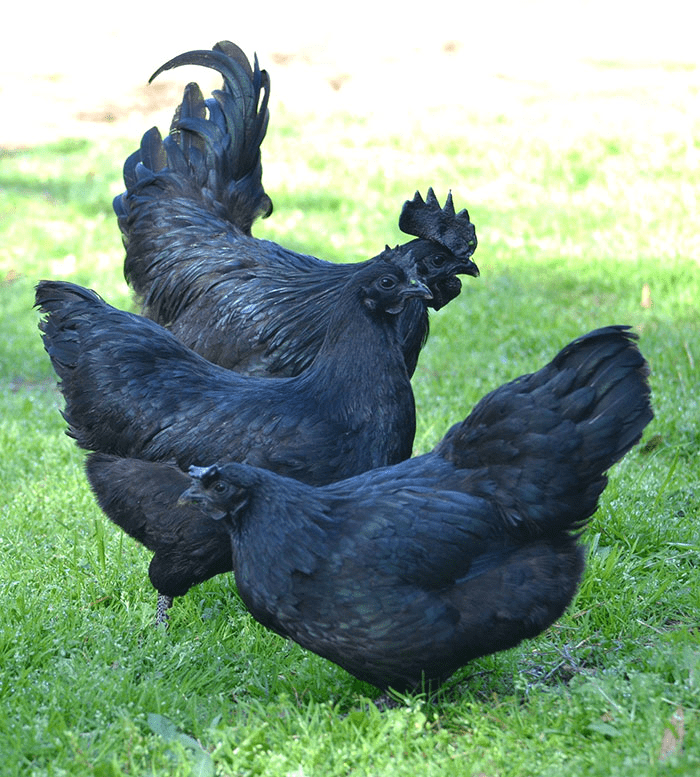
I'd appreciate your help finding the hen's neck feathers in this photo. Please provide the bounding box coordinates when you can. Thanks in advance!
[298,283,412,409]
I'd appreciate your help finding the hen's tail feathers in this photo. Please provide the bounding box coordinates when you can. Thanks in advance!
[436,325,653,535]
[36,279,184,457]
[114,40,272,242]
[35,279,101,381]
[35,280,111,445]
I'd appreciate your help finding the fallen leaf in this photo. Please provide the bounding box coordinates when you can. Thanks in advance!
[659,705,684,761]
[147,713,215,776]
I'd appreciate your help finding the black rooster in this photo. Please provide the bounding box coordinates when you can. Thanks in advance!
[115,41,479,377]
[36,260,430,488]
[86,327,652,684]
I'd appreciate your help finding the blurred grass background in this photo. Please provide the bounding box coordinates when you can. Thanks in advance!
[1,1,699,774]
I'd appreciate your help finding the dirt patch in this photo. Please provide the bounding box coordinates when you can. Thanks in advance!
[1,1,697,148]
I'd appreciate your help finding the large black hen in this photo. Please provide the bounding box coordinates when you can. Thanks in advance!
[86,327,652,689]
[115,41,479,377]
[36,260,430,488]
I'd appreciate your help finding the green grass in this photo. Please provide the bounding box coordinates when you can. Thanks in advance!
[1,56,699,776]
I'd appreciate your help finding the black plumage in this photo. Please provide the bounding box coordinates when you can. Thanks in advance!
[84,453,231,622]
[35,260,430,487]
[87,327,653,689]
[115,41,479,378]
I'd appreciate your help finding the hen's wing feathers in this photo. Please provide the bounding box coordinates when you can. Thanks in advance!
[246,468,508,613]
[326,486,501,588]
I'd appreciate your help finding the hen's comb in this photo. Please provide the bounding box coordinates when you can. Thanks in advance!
[399,188,477,258]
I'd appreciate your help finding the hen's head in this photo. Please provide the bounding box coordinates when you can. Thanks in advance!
[179,463,259,522]
[355,261,433,316]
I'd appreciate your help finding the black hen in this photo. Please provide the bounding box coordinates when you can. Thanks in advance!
[36,260,430,487]
[115,41,479,377]
[87,327,652,688]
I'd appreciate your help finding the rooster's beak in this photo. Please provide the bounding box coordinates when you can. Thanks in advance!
[460,257,480,278]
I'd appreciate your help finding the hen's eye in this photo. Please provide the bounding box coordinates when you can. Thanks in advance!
[213,481,228,494]
[379,276,396,290]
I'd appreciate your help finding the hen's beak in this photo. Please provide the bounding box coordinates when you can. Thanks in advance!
[404,279,433,301]
[177,464,229,520]
[177,485,228,520]
[177,464,215,505]
[177,485,204,507]
[384,279,432,315]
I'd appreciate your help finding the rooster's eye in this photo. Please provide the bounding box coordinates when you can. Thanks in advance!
[213,481,228,494]
[430,254,447,268]
[379,276,396,290]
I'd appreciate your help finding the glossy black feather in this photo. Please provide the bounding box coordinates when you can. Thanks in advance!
[85,453,231,617]
[115,41,479,377]
[36,260,429,487]
[86,327,652,688]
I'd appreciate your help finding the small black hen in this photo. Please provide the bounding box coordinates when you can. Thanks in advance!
[87,327,652,689]
[36,260,430,487]
[115,41,479,377]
